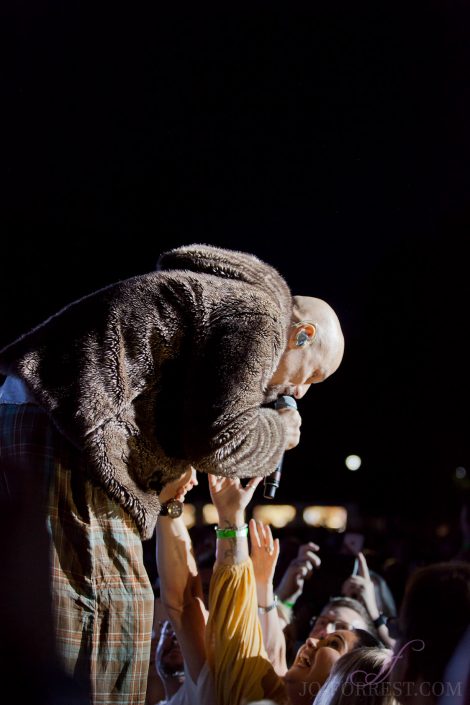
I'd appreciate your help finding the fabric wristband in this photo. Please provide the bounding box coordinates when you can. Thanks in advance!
[215,524,248,539]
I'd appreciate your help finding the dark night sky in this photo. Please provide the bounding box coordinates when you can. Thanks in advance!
[2,1,469,523]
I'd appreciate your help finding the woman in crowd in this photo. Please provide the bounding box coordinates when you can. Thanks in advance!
[314,647,396,705]
[205,475,383,705]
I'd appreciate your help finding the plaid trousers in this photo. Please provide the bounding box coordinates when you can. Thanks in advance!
[0,403,154,705]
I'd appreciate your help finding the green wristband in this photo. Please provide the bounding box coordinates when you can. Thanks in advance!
[281,599,296,609]
[215,524,248,539]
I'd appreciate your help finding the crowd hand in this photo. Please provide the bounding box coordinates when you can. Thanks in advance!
[208,474,262,523]
[249,519,280,585]
[158,466,198,505]
[275,542,321,602]
[278,407,302,450]
[341,551,380,620]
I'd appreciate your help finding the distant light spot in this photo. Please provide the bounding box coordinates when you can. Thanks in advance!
[345,454,362,471]
[436,524,450,538]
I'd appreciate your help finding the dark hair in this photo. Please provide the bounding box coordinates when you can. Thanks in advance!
[325,596,380,640]
[352,627,383,649]
[399,562,470,683]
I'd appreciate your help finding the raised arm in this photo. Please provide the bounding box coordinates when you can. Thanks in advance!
[156,468,207,682]
[206,475,287,705]
[209,475,261,566]
[249,518,287,676]
[342,552,396,649]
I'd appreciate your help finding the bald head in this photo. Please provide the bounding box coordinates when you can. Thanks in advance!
[267,295,344,400]
[293,295,345,374]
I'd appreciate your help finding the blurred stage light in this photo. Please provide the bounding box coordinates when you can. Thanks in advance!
[345,454,362,471]
[455,466,467,479]
[252,505,296,528]
[303,505,347,531]
[203,503,218,525]
[182,504,196,528]
[436,523,450,538]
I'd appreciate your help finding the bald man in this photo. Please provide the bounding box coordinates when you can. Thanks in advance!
[268,295,344,402]
[0,244,343,704]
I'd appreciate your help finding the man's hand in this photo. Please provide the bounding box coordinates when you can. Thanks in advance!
[278,407,302,450]
[208,475,262,526]
[341,552,380,621]
[342,552,396,648]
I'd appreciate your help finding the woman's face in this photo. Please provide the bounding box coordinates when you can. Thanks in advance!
[284,630,360,704]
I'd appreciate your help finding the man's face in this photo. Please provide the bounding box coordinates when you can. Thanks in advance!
[309,606,367,638]
[266,343,331,402]
[155,620,185,680]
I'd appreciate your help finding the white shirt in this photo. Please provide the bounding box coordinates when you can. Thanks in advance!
[159,663,216,705]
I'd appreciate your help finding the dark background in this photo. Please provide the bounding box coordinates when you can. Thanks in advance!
[2,1,469,529]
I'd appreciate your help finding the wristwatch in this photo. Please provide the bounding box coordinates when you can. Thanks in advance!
[373,613,388,628]
[258,595,279,614]
[160,499,183,518]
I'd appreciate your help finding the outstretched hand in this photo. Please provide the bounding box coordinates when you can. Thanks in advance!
[159,466,198,505]
[341,551,380,620]
[275,541,321,602]
[208,475,262,523]
[249,519,280,586]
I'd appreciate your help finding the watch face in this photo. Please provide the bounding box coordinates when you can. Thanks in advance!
[166,499,183,518]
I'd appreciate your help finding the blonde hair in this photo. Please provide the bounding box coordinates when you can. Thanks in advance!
[315,647,397,705]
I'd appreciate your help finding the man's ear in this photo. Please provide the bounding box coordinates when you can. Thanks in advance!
[289,321,317,349]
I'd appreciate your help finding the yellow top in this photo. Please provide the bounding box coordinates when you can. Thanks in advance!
[205,558,289,705]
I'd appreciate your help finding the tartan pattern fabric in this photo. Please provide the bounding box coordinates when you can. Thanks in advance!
[0,403,154,705]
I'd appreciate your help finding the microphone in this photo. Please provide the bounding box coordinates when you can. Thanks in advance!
[263,395,298,499]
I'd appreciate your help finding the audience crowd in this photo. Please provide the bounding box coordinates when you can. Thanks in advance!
[144,476,470,705]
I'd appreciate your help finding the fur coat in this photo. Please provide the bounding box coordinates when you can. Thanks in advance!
[0,244,293,537]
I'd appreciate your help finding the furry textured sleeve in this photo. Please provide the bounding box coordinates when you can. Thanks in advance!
[166,300,289,480]
[0,245,294,538]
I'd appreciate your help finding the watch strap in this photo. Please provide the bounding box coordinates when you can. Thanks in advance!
[373,613,388,628]
[258,595,279,614]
